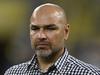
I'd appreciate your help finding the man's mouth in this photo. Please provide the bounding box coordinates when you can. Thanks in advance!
[37,43,48,45]
[36,42,49,47]
[34,42,51,49]
[36,41,49,45]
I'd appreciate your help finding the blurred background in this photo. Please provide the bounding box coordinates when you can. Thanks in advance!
[0,0,100,74]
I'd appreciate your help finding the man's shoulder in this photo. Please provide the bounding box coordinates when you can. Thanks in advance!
[4,61,30,75]
[67,55,100,74]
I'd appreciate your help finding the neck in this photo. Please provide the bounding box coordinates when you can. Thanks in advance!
[37,47,64,72]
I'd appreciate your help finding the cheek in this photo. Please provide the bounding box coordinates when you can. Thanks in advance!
[30,32,33,40]
[47,31,64,45]
[30,31,35,43]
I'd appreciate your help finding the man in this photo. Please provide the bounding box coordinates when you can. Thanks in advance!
[5,3,100,75]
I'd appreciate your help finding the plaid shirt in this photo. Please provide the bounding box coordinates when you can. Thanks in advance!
[4,49,100,75]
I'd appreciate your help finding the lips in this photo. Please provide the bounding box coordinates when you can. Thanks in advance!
[35,42,50,47]
[37,43,48,45]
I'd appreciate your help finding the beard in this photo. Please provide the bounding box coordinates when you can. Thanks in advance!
[33,44,61,58]
[31,39,63,58]
[35,48,52,57]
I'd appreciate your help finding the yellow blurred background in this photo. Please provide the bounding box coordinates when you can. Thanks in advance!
[0,0,100,74]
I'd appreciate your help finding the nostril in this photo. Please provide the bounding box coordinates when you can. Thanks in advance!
[37,35,47,41]
[39,38,47,41]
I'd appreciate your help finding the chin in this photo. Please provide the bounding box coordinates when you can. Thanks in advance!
[36,50,52,57]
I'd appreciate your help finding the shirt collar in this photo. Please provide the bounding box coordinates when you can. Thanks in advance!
[54,48,69,73]
[27,55,38,70]
[27,48,69,73]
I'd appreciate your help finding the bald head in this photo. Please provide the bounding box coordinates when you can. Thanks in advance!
[30,3,67,25]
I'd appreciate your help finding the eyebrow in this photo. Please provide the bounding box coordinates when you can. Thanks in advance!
[30,24,57,28]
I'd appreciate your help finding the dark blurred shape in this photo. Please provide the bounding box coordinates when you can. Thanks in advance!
[0,39,10,74]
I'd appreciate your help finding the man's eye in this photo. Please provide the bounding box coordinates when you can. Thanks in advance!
[47,27,58,30]
[31,26,39,30]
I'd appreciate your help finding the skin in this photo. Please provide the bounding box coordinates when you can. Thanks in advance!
[30,3,69,72]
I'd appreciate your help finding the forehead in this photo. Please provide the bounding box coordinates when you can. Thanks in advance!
[30,13,64,27]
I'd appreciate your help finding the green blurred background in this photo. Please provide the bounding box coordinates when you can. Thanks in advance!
[0,0,100,74]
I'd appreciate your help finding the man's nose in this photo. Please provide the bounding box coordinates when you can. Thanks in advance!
[37,29,47,40]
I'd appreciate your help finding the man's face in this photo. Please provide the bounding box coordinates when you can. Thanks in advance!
[30,11,68,57]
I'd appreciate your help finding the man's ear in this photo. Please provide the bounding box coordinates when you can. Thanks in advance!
[64,24,69,40]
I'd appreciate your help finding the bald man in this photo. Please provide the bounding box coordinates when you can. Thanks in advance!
[5,3,100,75]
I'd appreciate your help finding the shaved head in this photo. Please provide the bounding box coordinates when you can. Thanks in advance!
[30,3,67,25]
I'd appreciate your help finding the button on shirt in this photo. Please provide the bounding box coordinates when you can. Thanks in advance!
[4,49,100,75]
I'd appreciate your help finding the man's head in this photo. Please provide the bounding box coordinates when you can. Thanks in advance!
[30,3,69,57]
